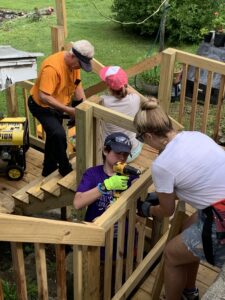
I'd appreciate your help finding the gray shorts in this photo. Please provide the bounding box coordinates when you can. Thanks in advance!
[181,210,225,268]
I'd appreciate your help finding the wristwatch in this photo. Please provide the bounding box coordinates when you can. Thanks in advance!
[97,182,109,195]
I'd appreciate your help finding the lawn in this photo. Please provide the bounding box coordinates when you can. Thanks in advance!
[0,0,199,114]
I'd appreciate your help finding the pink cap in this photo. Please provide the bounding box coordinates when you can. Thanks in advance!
[99,66,128,90]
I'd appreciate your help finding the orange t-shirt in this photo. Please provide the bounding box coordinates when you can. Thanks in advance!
[30,51,81,107]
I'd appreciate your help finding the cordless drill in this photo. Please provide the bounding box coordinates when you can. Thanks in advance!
[113,162,141,176]
[112,162,141,200]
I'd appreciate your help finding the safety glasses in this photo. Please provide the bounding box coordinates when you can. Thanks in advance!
[136,132,146,143]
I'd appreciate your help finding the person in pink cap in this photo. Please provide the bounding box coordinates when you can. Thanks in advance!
[99,66,142,162]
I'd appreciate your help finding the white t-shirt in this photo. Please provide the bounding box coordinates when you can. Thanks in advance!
[101,93,140,150]
[152,131,225,209]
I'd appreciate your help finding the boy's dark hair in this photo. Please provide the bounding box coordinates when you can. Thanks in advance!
[102,145,111,162]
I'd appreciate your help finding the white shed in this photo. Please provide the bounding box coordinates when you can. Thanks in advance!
[0,45,43,91]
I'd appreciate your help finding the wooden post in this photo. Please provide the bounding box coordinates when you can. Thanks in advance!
[87,247,100,299]
[73,102,94,220]
[75,101,94,186]
[35,243,48,299]
[55,244,67,300]
[55,0,67,37]
[73,245,83,300]
[158,48,176,113]
[51,25,65,53]
[11,242,28,300]
[5,85,19,116]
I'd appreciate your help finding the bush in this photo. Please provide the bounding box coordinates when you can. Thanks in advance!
[112,0,160,36]
[112,0,224,44]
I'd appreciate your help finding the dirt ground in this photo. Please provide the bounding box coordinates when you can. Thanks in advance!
[0,242,58,299]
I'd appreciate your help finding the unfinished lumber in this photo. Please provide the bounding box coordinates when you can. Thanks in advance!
[57,170,77,192]
[11,242,28,300]
[40,173,62,197]
[26,170,60,201]
[112,230,169,300]
[12,175,43,204]
[151,202,186,300]
[0,214,104,246]
[26,157,76,200]
[35,243,48,299]
[55,244,67,300]
[22,190,74,215]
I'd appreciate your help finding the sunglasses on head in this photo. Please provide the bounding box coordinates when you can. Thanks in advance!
[105,136,131,147]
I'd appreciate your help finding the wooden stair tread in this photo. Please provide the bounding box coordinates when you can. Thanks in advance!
[40,174,62,197]
[12,176,43,204]
[57,157,77,191]
[57,170,77,191]
[27,157,76,200]
[27,169,61,200]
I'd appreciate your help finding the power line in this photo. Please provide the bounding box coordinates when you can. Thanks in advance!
[90,0,168,25]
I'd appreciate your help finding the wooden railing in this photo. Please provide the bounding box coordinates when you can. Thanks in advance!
[74,100,169,299]
[0,213,105,300]
[89,48,225,141]
[8,47,225,146]
[0,168,167,300]
[159,48,225,140]
[0,96,169,300]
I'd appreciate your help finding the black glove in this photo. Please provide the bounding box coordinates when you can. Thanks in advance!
[67,98,83,128]
[67,118,75,128]
[137,192,159,217]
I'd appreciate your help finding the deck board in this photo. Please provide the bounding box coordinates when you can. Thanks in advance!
[0,147,43,212]
[131,262,219,299]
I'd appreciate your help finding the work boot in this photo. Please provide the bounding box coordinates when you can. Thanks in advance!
[59,163,73,176]
[181,288,199,300]
[42,165,58,177]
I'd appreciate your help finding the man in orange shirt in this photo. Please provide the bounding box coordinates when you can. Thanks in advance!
[28,40,94,176]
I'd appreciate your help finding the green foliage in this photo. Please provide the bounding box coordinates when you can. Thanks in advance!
[0,0,198,114]
[141,66,160,85]
[112,0,225,43]
[112,0,160,36]
[200,27,210,37]
[2,280,37,300]
[2,281,17,300]
[212,12,225,32]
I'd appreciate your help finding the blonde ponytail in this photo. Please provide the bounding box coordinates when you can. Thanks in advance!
[134,97,173,137]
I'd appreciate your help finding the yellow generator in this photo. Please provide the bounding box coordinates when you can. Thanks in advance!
[0,117,29,180]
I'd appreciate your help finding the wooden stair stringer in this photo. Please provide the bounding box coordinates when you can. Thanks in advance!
[12,176,44,205]
[57,170,77,192]
[40,158,77,197]
[39,174,63,197]
[13,158,77,215]
[23,189,74,215]
[26,157,76,200]
[27,170,61,201]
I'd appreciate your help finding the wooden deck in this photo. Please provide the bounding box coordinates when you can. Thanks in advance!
[0,144,220,298]
[0,147,43,213]
[131,262,220,299]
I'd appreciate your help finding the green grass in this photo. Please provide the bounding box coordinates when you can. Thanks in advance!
[0,0,198,113]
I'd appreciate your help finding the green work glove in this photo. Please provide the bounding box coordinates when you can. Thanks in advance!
[104,175,128,191]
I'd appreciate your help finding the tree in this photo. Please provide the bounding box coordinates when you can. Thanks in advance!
[112,0,224,44]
